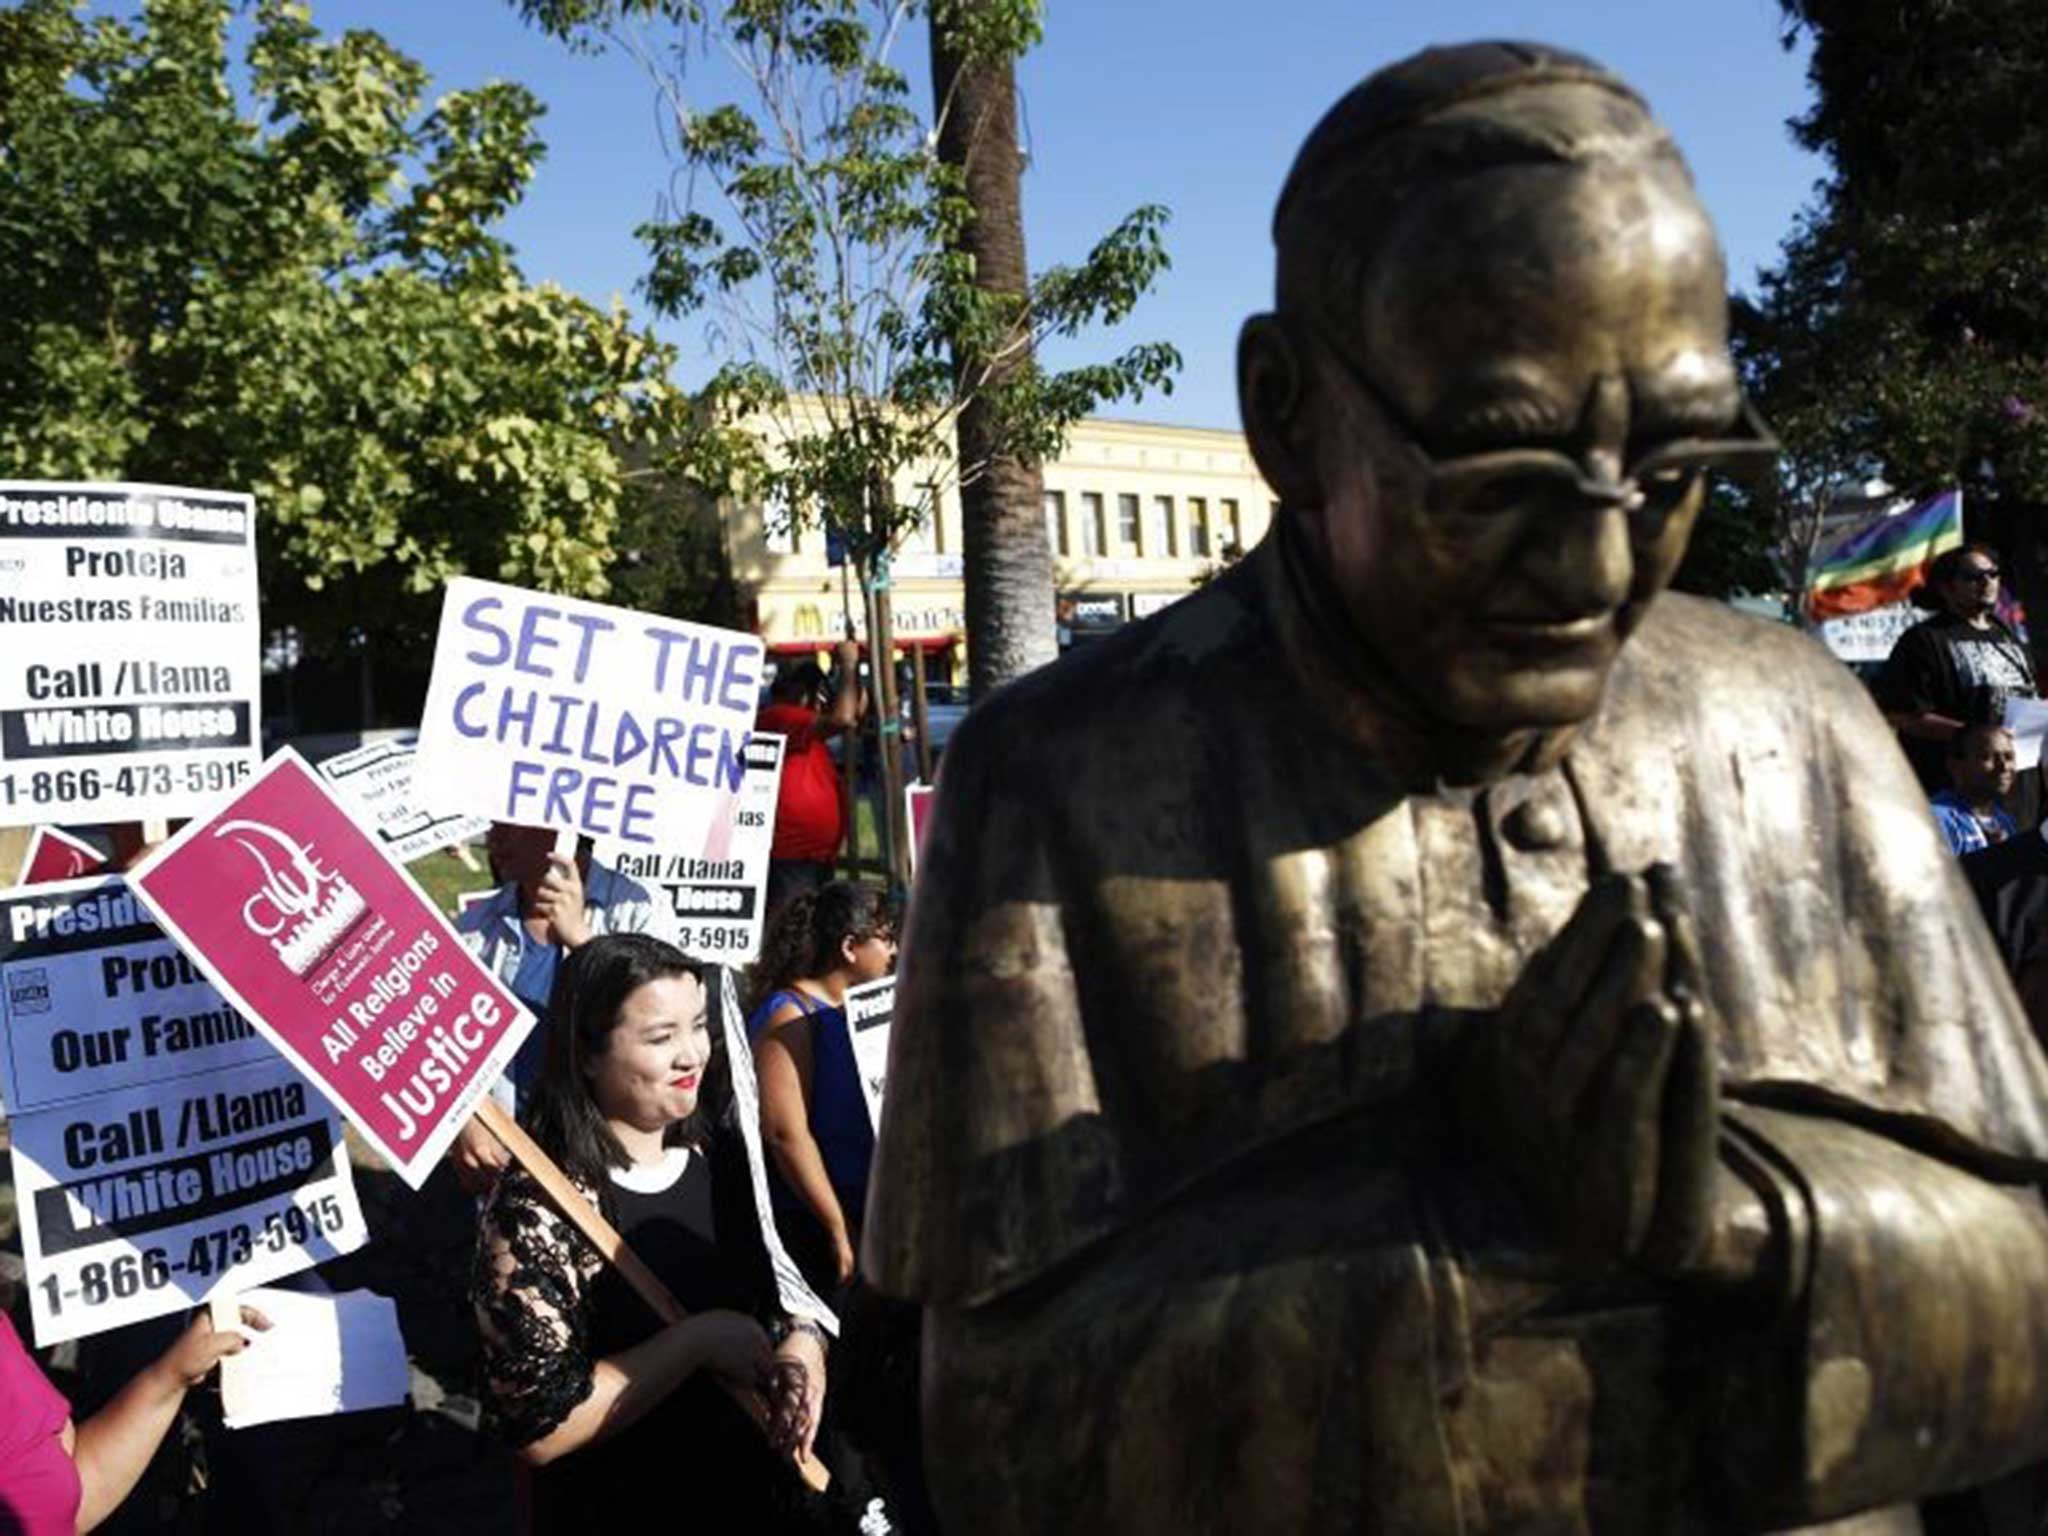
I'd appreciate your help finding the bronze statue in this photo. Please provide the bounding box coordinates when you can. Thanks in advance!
[865,42,2048,1535]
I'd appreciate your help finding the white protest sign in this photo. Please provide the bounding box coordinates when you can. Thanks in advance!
[413,578,765,856]
[1813,601,1917,664]
[845,974,896,1132]
[314,735,489,866]
[1,876,367,1345]
[2004,695,2048,771]
[718,965,835,1333]
[606,735,783,964]
[0,480,260,826]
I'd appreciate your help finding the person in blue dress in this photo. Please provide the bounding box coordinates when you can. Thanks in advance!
[745,883,896,1296]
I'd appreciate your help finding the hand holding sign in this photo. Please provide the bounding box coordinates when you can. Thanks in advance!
[532,852,591,947]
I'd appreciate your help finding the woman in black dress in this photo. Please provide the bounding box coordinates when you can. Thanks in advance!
[472,934,831,1531]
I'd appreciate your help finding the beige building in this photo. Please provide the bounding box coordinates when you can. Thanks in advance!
[728,414,1277,682]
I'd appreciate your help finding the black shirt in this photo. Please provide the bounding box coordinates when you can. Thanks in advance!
[1877,612,2036,793]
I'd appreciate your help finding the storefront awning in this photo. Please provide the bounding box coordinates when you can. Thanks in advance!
[766,635,959,655]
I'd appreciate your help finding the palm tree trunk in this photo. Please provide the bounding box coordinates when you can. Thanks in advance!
[930,5,1057,698]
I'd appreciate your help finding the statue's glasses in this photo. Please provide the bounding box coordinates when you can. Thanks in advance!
[1338,357,1781,529]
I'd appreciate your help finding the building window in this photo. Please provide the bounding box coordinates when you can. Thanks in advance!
[1118,493,1141,553]
[1044,490,1068,556]
[901,484,940,554]
[1149,495,1177,558]
[763,489,799,555]
[1224,498,1243,550]
[1190,497,1210,557]
[1081,492,1106,557]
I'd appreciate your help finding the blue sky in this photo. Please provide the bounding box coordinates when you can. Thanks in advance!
[312,0,1822,429]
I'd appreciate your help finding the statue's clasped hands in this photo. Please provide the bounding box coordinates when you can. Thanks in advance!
[1468,865,1719,1276]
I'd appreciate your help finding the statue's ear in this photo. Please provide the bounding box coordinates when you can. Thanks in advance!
[1238,313,1319,507]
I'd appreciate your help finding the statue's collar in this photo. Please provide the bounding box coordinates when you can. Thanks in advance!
[1257,511,1580,792]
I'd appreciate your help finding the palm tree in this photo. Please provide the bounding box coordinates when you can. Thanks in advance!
[931,3,1059,699]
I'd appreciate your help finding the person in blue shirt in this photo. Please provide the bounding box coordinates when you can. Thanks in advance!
[744,882,896,1295]
[1932,721,2021,856]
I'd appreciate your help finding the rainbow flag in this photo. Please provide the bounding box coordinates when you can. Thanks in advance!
[1807,490,1963,620]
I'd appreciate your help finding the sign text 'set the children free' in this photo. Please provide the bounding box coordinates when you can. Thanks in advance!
[443,592,759,842]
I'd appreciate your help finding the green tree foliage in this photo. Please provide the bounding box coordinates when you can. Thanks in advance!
[512,0,1179,581]
[0,0,731,656]
[1736,0,2048,614]
[514,0,1179,883]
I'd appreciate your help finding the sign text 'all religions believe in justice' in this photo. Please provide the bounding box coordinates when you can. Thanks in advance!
[413,578,764,853]
[130,752,533,1188]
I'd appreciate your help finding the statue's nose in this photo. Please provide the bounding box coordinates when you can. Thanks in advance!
[1521,499,1633,617]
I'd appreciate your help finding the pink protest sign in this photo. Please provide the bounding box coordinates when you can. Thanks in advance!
[126,750,533,1189]
[20,827,108,884]
[906,783,936,875]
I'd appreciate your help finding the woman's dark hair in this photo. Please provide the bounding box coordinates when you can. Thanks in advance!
[1913,542,2000,611]
[769,658,827,706]
[524,933,723,1189]
[748,881,894,1012]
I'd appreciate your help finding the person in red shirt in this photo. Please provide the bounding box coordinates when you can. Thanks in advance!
[1,1307,263,1534]
[758,639,866,919]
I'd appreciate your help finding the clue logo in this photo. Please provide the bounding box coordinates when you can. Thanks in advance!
[7,967,52,1016]
[216,819,367,976]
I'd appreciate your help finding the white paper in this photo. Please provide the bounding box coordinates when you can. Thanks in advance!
[2004,695,2048,771]
[220,1285,410,1428]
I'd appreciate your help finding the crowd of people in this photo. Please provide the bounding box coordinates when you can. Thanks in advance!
[1878,543,2048,1050]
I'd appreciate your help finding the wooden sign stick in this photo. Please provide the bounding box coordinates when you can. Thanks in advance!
[476,1099,830,1492]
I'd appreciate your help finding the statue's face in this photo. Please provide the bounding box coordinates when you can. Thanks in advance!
[1304,156,1739,732]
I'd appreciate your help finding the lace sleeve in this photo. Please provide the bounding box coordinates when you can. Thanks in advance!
[472,1169,605,1448]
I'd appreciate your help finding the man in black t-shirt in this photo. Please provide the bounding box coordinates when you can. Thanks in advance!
[1878,543,2038,803]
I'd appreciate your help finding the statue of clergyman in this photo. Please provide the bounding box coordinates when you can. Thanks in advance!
[865,41,2048,1536]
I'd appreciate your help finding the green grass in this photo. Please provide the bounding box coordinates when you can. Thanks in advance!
[408,842,497,917]
[852,798,881,863]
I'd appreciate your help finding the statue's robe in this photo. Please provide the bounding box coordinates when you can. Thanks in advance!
[865,529,2048,1535]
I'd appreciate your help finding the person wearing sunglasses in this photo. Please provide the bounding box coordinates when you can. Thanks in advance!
[865,41,2048,1536]
[1879,542,2037,802]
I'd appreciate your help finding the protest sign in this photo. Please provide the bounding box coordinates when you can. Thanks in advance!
[2005,695,2048,771]
[127,751,534,1189]
[0,480,260,826]
[1814,602,1917,664]
[314,735,489,866]
[606,734,783,964]
[905,783,935,874]
[716,966,836,1333]
[19,826,108,885]
[844,974,896,1132]
[413,578,765,856]
[0,876,366,1345]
